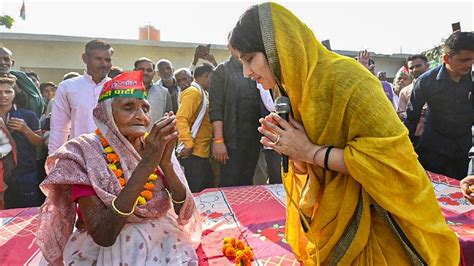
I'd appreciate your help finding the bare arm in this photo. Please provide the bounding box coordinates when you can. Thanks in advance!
[78,115,177,247]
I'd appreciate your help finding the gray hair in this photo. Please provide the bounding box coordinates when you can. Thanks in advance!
[173,68,192,78]
[156,59,173,68]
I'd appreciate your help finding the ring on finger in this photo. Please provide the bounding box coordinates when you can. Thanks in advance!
[274,134,281,146]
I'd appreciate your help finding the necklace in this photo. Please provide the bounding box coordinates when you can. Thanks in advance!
[95,129,159,205]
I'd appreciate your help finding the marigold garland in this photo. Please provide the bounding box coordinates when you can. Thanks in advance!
[222,237,254,265]
[96,128,159,206]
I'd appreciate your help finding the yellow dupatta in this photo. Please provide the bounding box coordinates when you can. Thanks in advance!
[258,2,459,265]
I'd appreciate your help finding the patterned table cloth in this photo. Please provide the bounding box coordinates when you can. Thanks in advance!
[0,172,472,265]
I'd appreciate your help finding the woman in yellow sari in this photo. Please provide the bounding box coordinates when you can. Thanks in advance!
[229,3,459,265]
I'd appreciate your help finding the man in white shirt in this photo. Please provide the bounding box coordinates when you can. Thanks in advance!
[133,57,172,130]
[156,59,180,114]
[48,39,113,154]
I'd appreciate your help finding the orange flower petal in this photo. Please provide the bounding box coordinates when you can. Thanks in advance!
[113,169,123,177]
[144,182,155,191]
[118,178,126,187]
[224,247,236,258]
[140,190,153,201]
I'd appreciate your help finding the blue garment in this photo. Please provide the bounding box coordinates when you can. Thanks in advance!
[9,106,40,175]
[405,64,473,180]
[4,106,42,208]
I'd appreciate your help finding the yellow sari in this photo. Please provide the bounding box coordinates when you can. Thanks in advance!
[257,2,459,265]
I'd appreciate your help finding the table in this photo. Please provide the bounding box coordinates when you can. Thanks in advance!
[0,172,472,265]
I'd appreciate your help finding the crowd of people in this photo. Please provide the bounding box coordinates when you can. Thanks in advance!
[0,2,473,264]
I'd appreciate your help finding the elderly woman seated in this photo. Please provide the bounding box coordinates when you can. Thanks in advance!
[36,72,201,265]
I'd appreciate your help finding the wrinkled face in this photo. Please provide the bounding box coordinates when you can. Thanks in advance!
[83,49,113,80]
[157,61,174,81]
[239,51,276,90]
[407,58,429,79]
[0,49,13,75]
[135,61,155,86]
[175,71,193,90]
[444,50,474,77]
[41,85,56,102]
[0,84,15,107]
[112,98,151,140]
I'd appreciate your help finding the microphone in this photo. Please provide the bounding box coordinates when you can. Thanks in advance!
[274,96,291,173]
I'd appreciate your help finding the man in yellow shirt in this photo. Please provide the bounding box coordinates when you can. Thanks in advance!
[176,64,214,192]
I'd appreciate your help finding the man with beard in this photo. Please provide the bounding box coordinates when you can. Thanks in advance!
[174,68,194,93]
[406,32,474,180]
[0,47,45,118]
[49,39,113,154]
[156,59,180,114]
[133,57,172,129]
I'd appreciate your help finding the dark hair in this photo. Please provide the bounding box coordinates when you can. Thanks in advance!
[444,31,474,55]
[85,39,113,55]
[25,71,40,82]
[134,57,155,70]
[406,54,428,65]
[108,66,123,78]
[39,82,57,93]
[0,76,16,87]
[0,76,27,107]
[62,72,80,81]
[194,63,214,79]
[229,5,266,56]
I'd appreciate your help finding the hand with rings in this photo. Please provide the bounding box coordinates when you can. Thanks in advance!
[258,113,315,164]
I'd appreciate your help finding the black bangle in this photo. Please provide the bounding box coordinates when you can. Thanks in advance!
[324,145,334,171]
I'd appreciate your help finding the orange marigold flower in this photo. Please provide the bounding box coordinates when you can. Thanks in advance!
[113,169,123,177]
[243,246,253,260]
[141,190,153,201]
[106,153,119,163]
[95,129,101,135]
[222,243,233,254]
[224,246,236,258]
[118,177,126,187]
[235,251,249,265]
[99,137,108,147]
[235,239,245,250]
[223,237,233,245]
[143,182,155,191]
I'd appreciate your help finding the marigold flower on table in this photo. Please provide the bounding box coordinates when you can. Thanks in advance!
[222,243,233,254]
[243,246,253,260]
[235,239,245,250]
[235,250,250,265]
[224,246,236,258]
[104,146,113,153]
[223,237,233,245]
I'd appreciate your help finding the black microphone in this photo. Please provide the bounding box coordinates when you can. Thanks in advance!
[275,96,291,173]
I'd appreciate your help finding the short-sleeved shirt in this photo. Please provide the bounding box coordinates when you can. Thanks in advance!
[9,106,40,175]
